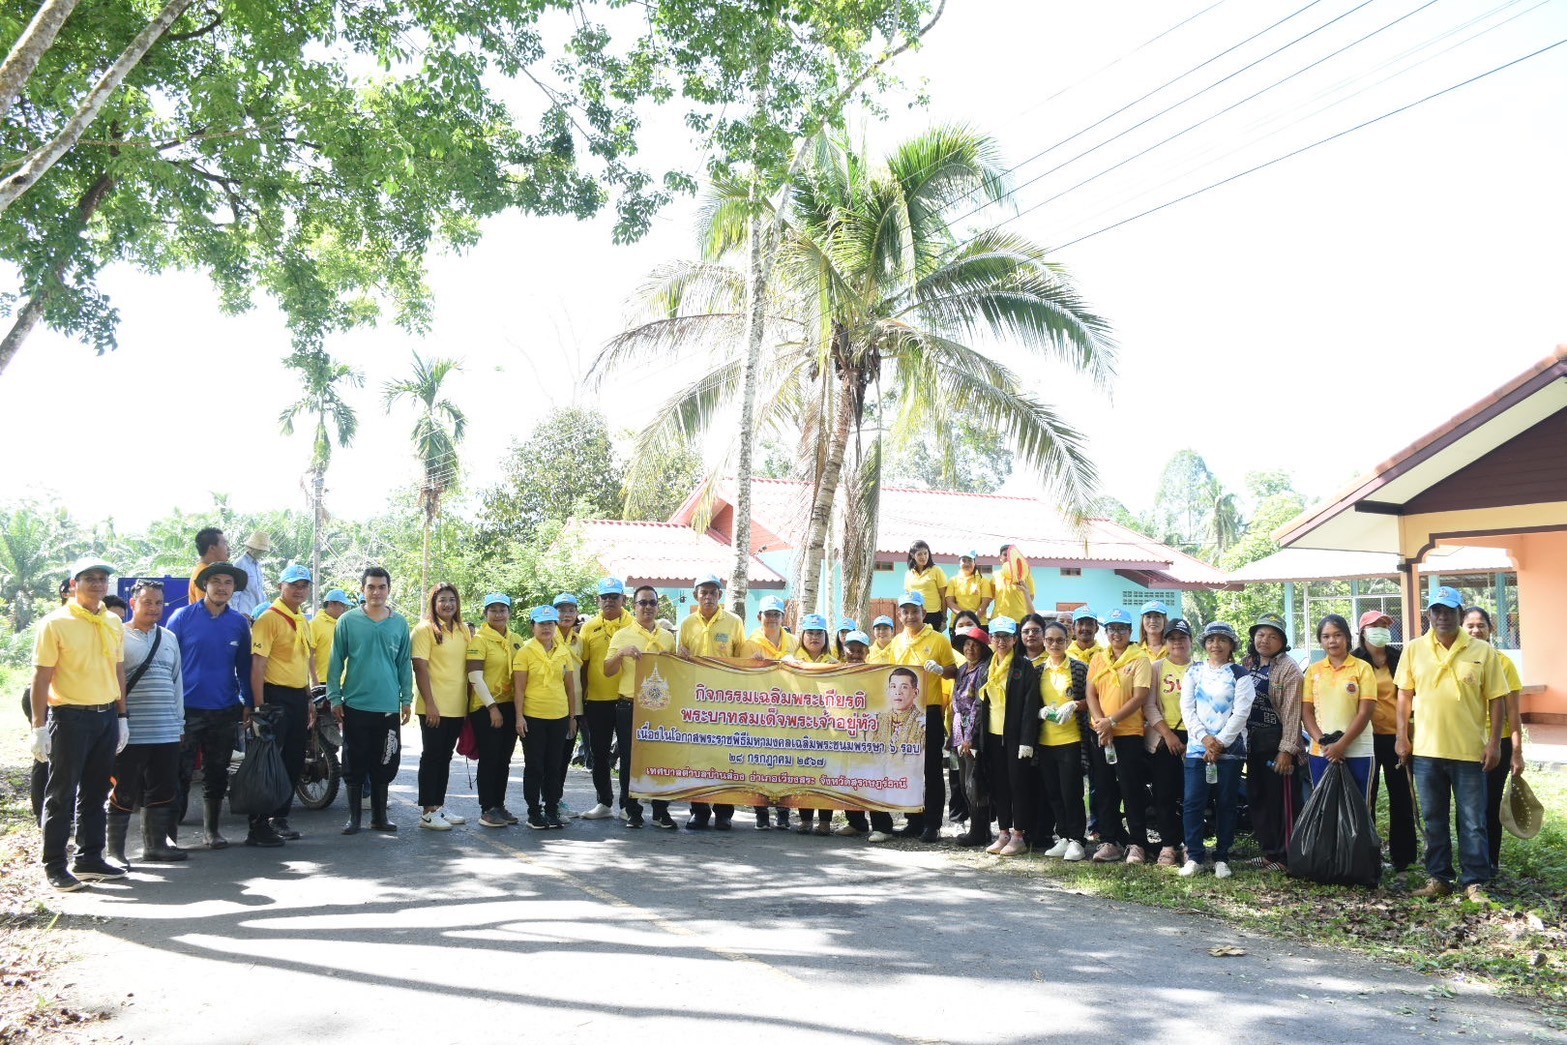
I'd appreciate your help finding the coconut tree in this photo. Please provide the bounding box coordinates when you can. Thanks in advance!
[383,353,468,596]
[279,346,361,607]
[597,125,1116,619]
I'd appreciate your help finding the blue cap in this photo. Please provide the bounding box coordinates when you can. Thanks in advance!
[758,595,787,616]
[279,565,312,585]
[322,589,350,606]
[552,592,579,607]
[844,630,870,647]
[530,605,560,624]
[873,615,895,629]
[1103,608,1134,627]
[962,550,979,561]
[598,578,625,596]
[801,613,829,632]
[694,573,725,590]
[1139,600,1170,617]
[837,618,859,633]
[1071,607,1099,623]
[1427,585,1464,610]
[482,592,512,610]
[898,591,925,609]
[990,615,1018,636]
[251,603,271,620]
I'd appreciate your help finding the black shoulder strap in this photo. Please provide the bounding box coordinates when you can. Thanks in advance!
[1230,663,1247,681]
[126,626,164,694]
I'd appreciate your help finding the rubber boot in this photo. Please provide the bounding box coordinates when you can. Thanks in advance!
[203,795,229,850]
[142,807,187,862]
[369,783,397,832]
[107,810,132,869]
[342,785,363,835]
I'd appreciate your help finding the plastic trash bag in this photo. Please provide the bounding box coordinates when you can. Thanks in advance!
[229,711,293,816]
[1287,761,1382,887]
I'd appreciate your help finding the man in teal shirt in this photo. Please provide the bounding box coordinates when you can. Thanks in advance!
[329,566,412,835]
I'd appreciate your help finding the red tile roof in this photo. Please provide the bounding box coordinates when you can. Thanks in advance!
[577,519,786,589]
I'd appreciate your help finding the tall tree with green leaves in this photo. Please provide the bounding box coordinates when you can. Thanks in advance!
[0,499,77,627]
[384,353,467,597]
[279,347,361,606]
[478,408,625,550]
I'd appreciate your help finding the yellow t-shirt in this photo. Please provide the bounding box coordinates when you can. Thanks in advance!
[1369,660,1398,735]
[983,651,1014,735]
[679,608,745,657]
[992,572,1035,622]
[33,602,125,706]
[948,570,993,620]
[465,624,521,714]
[251,601,313,689]
[514,637,574,719]
[866,642,894,665]
[1088,646,1152,737]
[793,648,838,665]
[605,621,676,698]
[187,561,208,606]
[1304,657,1378,758]
[888,625,957,708]
[1037,658,1081,745]
[1484,642,1523,735]
[1393,631,1510,762]
[412,620,471,717]
[579,612,635,702]
[1154,658,1186,730]
[310,613,339,686]
[903,565,948,615]
[742,627,796,660]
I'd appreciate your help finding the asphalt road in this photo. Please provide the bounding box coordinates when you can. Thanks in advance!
[46,739,1560,1044]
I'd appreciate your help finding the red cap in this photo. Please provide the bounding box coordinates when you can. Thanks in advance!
[958,626,991,648]
[1358,610,1392,631]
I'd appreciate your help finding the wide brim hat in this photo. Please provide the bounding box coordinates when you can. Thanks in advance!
[1501,775,1544,840]
[242,530,272,553]
[196,561,248,592]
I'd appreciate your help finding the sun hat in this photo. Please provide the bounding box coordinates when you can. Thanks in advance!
[68,556,114,580]
[242,530,271,554]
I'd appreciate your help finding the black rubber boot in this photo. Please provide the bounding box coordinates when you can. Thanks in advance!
[342,785,363,834]
[107,810,132,869]
[142,807,187,862]
[369,784,396,832]
[203,795,228,850]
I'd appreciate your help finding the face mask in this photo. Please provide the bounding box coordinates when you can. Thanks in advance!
[1363,627,1392,648]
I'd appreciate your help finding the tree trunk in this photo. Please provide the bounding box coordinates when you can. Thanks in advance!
[0,0,194,215]
[794,343,856,617]
[420,487,435,599]
[0,0,82,121]
[840,432,882,623]
[729,177,768,615]
[311,468,324,613]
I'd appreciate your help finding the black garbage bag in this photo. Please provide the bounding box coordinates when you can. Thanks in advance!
[229,710,293,816]
[1288,761,1382,887]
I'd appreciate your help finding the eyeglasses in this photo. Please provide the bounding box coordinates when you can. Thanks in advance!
[1043,635,1068,644]
[635,599,659,607]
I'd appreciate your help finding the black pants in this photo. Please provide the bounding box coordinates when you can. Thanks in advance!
[342,706,401,789]
[111,741,180,812]
[585,701,619,807]
[1038,742,1085,843]
[906,707,946,828]
[522,715,569,816]
[470,703,518,812]
[689,802,734,825]
[1484,737,1514,876]
[1370,732,1418,869]
[845,810,896,831]
[42,705,117,871]
[1246,745,1297,864]
[31,760,48,824]
[558,715,578,797]
[418,715,465,807]
[257,684,309,825]
[1148,731,1186,851]
[613,699,637,815]
[948,763,968,820]
[982,736,1015,830]
[1090,736,1148,848]
[178,706,242,823]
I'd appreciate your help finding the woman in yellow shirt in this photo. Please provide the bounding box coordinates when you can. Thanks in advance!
[466,594,523,829]
[513,606,580,830]
[412,583,473,831]
[1142,619,1193,867]
[945,551,993,624]
[786,614,838,835]
[903,540,948,632]
[1020,619,1090,861]
[1302,614,1378,800]
[1463,606,1525,878]
[1351,610,1415,871]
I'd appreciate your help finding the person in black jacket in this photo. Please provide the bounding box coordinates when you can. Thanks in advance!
[1021,619,1091,860]
[979,617,1041,856]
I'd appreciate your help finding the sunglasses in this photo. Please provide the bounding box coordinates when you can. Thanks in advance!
[635,599,659,607]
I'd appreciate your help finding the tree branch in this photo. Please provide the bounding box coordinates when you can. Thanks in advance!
[0,0,83,122]
[166,10,222,42]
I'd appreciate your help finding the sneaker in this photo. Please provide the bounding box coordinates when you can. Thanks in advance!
[794,822,814,835]
[245,825,285,848]
[918,827,941,844]
[545,812,567,829]
[713,818,732,831]
[1063,841,1087,862]
[419,811,452,831]
[1042,838,1071,858]
[556,801,576,820]
[1464,883,1489,903]
[72,855,128,880]
[625,815,644,829]
[1091,842,1125,863]
[1124,845,1147,866]
[1214,861,1232,880]
[999,834,1028,857]
[1178,859,1201,878]
[498,807,520,825]
[47,867,85,892]
[813,823,832,837]
[753,818,772,830]
[985,829,1012,856]
[438,808,466,826]
[526,813,549,830]
[1259,858,1287,873]
[684,817,710,831]
[479,809,509,828]
[581,803,614,820]
[833,823,865,837]
[1412,879,1452,899]
[270,818,301,841]
[653,813,677,830]
[617,807,629,820]
[867,830,894,843]
[1156,846,1180,867]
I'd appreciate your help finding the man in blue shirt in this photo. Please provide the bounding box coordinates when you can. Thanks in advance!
[168,562,254,850]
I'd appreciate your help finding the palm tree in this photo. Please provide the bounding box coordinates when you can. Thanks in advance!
[597,125,1116,619]
[383,353,467,596]
[279,347,361,607]
[0,502,74,628]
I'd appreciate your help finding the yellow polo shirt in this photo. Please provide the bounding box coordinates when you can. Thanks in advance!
[948,570,994,620]
[465,624,521,714]
[1369,660,1399,735]
[310,613,339,685]
[1037,658,1081,745]
[514,637,574,719]
[1485,643,1523,735]
[888,625,957,708]
[1393,631,1510,762]
[991,572,1035,622]
[579,612,634,702]
[866,641,894,665]
[903,566,948,615]
[1088,646,1152,737]
[412,620,471,717]
[679,607,745,657]
[1155,658,1186,729]
[606,621,676,698]
[1304,656,1378,757]
[743,627,796,660]
[33,602,125,706]
[251,602,313,688]
[793,648,838,665]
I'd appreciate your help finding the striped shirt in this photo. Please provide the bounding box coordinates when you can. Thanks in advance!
[123,625,185,744]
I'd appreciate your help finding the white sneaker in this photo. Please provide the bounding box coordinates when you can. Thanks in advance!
[1214,861,1232,880]
[419,811,452,832]
[1179,859,1201,878]
[867,830,893,843]
[832,823,865,837]
[580,803,614,820]
[1063,841,1087,862]
[438,808,465,826]
[1042,838,1071,858]
[617,807,628,820]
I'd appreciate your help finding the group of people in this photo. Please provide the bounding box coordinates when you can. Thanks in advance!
[26,528,1527,905]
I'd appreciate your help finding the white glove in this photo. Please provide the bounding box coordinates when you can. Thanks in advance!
[116,717,130,754]
[1017,744,1035,760]
[923,660,944,675]
[468,670,496,708]
[31,726,49,763]
[1038,707,1052,721]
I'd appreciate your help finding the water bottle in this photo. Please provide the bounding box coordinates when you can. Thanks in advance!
[1205,761,1218,784]
[1104,741,1118,765]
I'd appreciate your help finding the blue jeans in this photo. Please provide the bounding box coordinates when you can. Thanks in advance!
[1183,758,1242,863]
[1412,756,1489,887]
[42,705,119,871]
[1309,754,1373,799]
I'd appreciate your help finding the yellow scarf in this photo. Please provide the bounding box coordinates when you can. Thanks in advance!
[750,629,791,658]
[269,598,314,659]
[984,650,1014,704]
[68,599,119,666]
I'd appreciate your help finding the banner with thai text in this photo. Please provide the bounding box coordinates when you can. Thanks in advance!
[628,655,929,812]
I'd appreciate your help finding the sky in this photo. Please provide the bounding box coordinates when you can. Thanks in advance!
[2,0,1564,532]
